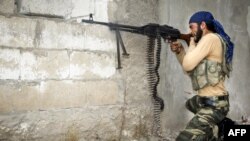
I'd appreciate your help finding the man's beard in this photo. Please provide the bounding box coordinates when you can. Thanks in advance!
[194,27,203,43]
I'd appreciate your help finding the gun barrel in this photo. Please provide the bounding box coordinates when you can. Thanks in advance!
[82,19,110,26]
[82,19,185,40]
[81,19,141,31]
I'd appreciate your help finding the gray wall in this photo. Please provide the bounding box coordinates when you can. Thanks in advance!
[0,0,249,140]
[158,0,250,135]
[0,0,158,140]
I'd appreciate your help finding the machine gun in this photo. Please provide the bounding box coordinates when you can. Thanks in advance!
[82,14,191,138]
[82,14,191,69]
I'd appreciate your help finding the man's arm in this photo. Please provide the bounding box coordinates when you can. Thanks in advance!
[169,41,186,64]
[182,34,216,71]
[175,46,186,64]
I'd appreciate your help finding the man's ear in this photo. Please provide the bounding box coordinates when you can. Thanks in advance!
[200,21,206,30]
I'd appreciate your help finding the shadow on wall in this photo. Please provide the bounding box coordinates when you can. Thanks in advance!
[226,0,250,120]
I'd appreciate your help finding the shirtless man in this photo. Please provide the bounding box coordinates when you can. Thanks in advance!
[170,11,234,141]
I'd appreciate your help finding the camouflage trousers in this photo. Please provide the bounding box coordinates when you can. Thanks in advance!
[176,94,230,141]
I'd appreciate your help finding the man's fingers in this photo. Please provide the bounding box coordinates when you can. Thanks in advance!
[172,42,180,46]
[170,43,180,49]
[171,46,178,52]
[169,41,182,53]
[170,45,177,50]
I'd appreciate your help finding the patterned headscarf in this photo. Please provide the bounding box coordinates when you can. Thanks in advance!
[189,11,234,65]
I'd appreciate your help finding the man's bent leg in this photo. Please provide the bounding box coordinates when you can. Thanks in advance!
[185,95,200,114]
[176,107,227,141]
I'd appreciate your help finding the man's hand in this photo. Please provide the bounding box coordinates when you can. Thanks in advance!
[189,37,196,46]
[170,41,183,54]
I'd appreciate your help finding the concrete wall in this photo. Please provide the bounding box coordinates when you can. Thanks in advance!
[1,0,249,140]
[158,0,250,136]
[0,0,158,140]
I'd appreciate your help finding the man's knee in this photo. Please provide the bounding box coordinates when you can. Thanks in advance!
[176,130,194,141]
[176,130,207,141]
[176,130,216,141]
[185,96,199,114]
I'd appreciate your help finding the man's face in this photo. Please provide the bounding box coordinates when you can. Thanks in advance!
[189,22,203,43]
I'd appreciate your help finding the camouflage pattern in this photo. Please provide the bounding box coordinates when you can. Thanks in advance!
[176,95,229,141]
[189,59,225,91]
[189,34,231,91]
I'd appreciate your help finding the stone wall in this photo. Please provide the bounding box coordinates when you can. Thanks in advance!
[0,0,159,140]
[2,0,249,140]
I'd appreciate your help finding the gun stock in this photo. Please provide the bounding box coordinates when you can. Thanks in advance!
[179,33,193,45]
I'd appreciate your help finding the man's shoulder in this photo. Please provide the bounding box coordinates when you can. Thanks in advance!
[202,33,221,43]
[205,33,220,40]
